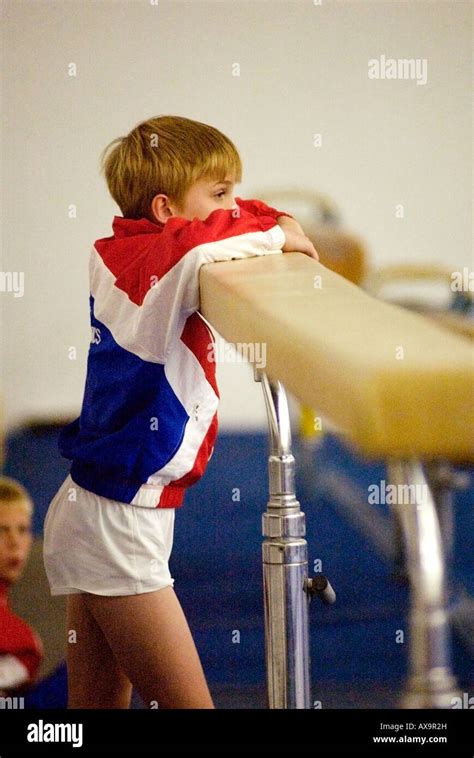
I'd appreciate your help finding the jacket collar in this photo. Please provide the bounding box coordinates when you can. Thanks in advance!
[111,216,164,239]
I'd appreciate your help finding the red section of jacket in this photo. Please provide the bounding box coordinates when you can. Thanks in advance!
[0,584,43,692]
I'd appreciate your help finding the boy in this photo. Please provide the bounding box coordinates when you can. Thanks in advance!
[0,477,43,694]
[43,115,318,709]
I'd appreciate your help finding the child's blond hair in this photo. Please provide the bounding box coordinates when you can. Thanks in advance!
[100,115,243,221]
[0,477,34,516]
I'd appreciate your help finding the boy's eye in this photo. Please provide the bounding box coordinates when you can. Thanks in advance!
[215,191,226,198]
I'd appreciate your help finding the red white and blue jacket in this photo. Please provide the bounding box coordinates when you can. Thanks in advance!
[59,198,291,508]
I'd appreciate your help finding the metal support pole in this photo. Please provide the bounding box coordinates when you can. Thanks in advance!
[257,370,311,709]
[387,458,461,708]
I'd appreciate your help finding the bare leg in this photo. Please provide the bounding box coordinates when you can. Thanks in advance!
[66,594,133,708]
[83,586,214,709]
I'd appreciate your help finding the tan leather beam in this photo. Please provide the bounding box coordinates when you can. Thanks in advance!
[199,253,474,462]
[424,311,474,342]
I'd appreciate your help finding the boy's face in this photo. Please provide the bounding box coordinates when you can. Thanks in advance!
[0,503,32,586]
[153,174,237,224]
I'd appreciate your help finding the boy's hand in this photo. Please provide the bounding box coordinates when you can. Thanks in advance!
[276,215,319,261]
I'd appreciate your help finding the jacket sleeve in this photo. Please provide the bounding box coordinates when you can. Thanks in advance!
[90,204,287,363]
[234,197,294,220]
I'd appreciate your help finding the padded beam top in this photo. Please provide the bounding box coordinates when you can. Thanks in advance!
[200,254,474,462]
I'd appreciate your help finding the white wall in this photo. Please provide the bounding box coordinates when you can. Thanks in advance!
[1,0,471,431]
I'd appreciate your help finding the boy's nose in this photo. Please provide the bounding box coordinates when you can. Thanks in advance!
[6,532,22,547]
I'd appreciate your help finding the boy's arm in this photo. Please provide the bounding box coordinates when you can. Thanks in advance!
[234,196,294,221]
[235,197,306,236]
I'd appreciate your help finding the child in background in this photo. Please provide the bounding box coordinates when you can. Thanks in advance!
[43,115,318,709]
[0,477,43,695]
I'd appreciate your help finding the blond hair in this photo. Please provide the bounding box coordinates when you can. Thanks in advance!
[100,115,243,221]
[0,477,34,516]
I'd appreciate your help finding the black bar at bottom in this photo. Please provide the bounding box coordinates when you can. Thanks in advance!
[0,708,472,755]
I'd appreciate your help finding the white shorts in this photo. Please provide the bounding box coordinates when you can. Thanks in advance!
[43,475,175,596]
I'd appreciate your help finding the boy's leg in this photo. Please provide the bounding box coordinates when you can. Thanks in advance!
[83,586,215,709]
[66,594,133,708]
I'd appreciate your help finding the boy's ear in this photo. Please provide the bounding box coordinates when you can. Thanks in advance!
[150,194,175,225]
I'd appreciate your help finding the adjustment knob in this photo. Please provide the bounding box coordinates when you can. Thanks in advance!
[305,574,336,605]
